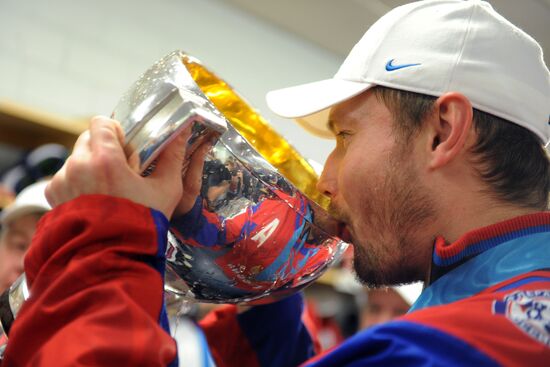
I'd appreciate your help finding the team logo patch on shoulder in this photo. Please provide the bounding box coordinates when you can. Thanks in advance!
[493,290,550,346]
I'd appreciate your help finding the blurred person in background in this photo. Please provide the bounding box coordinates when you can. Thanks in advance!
[0,180,50,293]
[1,144,67,196]
[0,144,66,293]
[357,283,423,329]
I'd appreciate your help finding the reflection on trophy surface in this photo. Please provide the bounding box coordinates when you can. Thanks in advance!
[156,51,349,304]
[166,141,345,304]
[0,50,350,354]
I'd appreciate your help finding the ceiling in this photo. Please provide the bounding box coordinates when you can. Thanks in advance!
[221,0,550,64]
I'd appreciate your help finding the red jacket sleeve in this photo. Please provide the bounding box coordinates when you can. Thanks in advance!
[2,195,177,366]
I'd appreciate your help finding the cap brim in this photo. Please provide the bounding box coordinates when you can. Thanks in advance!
[266,78,373,138]
[0,205,49,225]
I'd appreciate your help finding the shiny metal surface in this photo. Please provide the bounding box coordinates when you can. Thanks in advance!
[7,275,27,320]
[165,123,348,304]
[0,50,351,358]
[160,52,349,304]
[0,53,351,350]
[112,50,349,304]
[0,274,28,360]
[182,56,329,209]
[112,50,228,173]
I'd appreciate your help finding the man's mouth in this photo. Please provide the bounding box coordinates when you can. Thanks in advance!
[337,222,353,243]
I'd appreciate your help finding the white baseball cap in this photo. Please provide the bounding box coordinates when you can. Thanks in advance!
[0,180,51,225]
[266,0,550,143]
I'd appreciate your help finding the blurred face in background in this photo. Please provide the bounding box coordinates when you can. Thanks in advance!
[0,213,42,293]
[359,288,410,329]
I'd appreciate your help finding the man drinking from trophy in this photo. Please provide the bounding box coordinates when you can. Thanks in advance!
[1,1,549,366]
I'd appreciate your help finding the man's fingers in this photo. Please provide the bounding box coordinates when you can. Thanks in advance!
[89,116,126,157]
[183,141,211,193]
[45,169,64,207]
[173,141,212,217]
[45,129,93,207]
[150,129,189,183]
[71,130,91,157]
[113,122,125,147]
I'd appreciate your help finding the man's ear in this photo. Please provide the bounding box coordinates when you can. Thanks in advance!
[427,92,473,169]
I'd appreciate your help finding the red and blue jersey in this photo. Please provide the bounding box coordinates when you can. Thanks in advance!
[301,212,550,367]
[3,195,549,366]
[201,212,550,366]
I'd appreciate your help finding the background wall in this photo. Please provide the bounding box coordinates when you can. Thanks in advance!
[0,0,341,167]
[1,0,549,170]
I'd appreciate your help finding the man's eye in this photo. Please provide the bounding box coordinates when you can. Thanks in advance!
[336,131,351,142]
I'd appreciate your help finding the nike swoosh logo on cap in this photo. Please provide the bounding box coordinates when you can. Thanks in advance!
[385,59,421,71]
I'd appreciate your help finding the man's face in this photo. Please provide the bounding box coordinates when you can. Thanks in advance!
[318,91,435,287]
[0,213,42,292]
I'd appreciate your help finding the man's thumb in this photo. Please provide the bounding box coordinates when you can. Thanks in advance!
[150,132,188,183]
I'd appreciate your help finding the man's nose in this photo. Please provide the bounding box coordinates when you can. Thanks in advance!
[316,153,338,198]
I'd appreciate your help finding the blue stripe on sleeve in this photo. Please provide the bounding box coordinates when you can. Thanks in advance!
[150,208,170,275]
[150,209,179,367]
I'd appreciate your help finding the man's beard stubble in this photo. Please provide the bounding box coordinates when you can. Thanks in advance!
[350,147,436,288]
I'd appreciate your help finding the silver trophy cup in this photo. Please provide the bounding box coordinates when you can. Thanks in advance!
[0,51,349,357]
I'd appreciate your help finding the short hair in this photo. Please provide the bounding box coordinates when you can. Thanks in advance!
[372,86,549,210]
